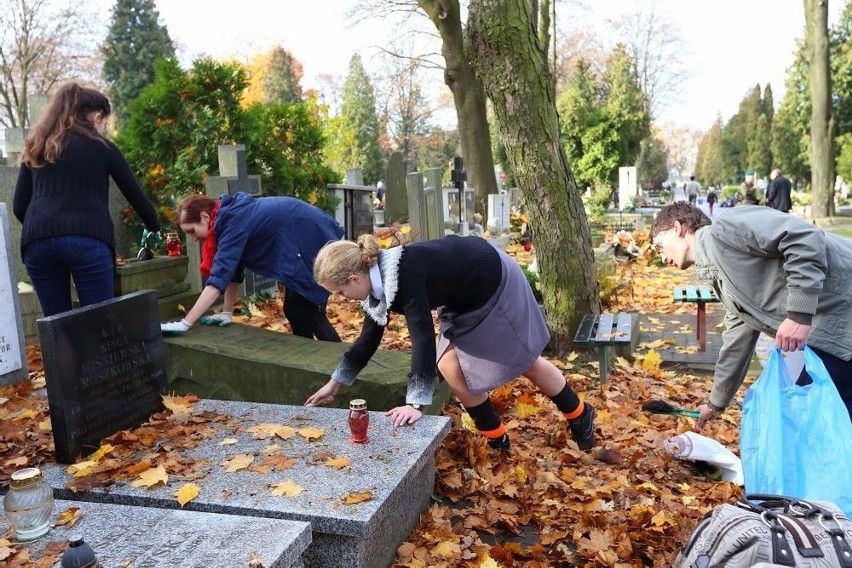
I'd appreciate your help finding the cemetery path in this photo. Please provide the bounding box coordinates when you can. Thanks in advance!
[1,238,747,567]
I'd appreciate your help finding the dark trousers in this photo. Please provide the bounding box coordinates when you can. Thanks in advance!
[283,288,341,342]
[797,346,852,421]
[24,235,114,317]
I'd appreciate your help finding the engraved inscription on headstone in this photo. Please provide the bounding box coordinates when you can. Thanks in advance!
[38,290,167,463]
[0,204,26,384]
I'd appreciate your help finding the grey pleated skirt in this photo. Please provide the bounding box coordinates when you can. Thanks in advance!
[436,246,549,394]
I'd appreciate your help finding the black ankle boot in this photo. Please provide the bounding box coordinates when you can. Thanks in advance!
[486,433,511,451]
[568,403,596,451]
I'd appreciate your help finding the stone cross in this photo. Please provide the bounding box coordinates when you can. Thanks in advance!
[204,145,262,197]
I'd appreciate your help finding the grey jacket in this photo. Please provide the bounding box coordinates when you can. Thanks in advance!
[693,206,852,409]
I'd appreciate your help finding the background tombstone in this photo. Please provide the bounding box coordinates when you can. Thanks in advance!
[422,167,445,240]
[487,193,510,232]
[38,290,168,463]
[406,171,426,242]
[618,166,638,210]
[326,168,374,240]
[383,151,408,225]
[0,204,27,385]
[507,187,522,212]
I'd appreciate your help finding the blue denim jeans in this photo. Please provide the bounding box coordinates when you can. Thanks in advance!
[24,235,115,317]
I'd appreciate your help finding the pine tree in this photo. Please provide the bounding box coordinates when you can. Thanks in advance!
[263,46,304,104]
[102,0,175,126]
[331,54,383,183]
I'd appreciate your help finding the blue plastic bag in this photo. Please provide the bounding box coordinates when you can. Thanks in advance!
[740,346,852,516]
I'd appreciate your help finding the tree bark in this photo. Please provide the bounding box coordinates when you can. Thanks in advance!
[416,0,498,210]
[805,0,835,218]
[466,0,600,355]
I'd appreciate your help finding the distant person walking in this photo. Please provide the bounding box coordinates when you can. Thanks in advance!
[12,82,160,317]
[766,168,792,213]
[739,173,759,205]
[686,176,701,205]
[706,187,718,216]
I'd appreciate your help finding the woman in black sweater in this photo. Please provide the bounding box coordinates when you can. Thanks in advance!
[13,82,160,316]
[305,234,596,451]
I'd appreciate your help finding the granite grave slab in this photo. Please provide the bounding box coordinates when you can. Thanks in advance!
[163,323,451,414]
[0,203,27,385]
[1,499,311,567]
[38,290,168,463]
[41,399,451,568]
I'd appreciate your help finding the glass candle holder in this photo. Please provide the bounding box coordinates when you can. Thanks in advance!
[348,399,369,443]
[165,232,182,256]
[3,467,54,541]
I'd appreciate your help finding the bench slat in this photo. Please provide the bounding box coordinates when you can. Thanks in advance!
[685,284,698,301]
[593,314,614,343]
[573,314,597,343]
[613,313,633,343]
[698,285,718,301]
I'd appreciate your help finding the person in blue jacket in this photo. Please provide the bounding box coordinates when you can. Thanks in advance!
[160,192,343,341]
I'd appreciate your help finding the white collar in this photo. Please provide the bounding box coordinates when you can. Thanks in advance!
[360,246,404,326]
[369,263,384,300]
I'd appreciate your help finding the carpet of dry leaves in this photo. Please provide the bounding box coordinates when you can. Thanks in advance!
[0,238,749,567]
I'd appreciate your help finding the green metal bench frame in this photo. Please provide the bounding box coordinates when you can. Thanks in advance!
[573,313,634,384]
[672,284,720,351]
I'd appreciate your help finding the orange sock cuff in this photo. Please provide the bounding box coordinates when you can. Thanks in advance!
[479,424,506,439]
[562,401,585,421]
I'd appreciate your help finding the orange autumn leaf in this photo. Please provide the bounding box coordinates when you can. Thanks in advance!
[174,483,200,507]
[270,479,305,497]
[131,464,168,489]
[324,455,351,469]
[220,454,254,473]
[55,506,83,528]
[341,490,374,505]
[297,427,324,441]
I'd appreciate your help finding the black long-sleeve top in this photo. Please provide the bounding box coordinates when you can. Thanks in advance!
[12,131,159,257]
[332,235,502,405]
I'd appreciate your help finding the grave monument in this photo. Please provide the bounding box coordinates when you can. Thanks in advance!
[38,290,168,463]
[0,204,27,385]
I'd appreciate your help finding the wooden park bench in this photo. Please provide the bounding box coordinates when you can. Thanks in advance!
[672,284,720,351]
[573,313,635,384]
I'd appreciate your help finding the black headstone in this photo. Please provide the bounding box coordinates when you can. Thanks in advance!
[37,290,168,463]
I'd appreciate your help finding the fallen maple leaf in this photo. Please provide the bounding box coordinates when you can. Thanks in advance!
[131,464,168,489]
[66,460,98,478]
[341,490,374,505]
[86,443,114,462]
[250,454,296,474]
[174,483,200,507]
[161,394,198,415]
[4,455,27,468]
[248,551,267,567]
[514,401,539,419]
[324,455,351,469]
[55,506,83,528]
[221,454,254,473]
[431,540,461,558]
[270,479,305,497]
[297,427,324,441]
[247,424,297,440]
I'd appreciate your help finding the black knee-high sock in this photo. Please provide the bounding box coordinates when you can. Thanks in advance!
[549,383,583,419]
[465,398,504,439]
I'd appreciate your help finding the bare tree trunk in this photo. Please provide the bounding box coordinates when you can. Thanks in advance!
[805,0,835,218]
[466,0,600,355]
[416,0,498,210]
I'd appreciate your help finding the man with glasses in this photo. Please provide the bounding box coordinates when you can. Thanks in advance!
[649,202,852,427]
